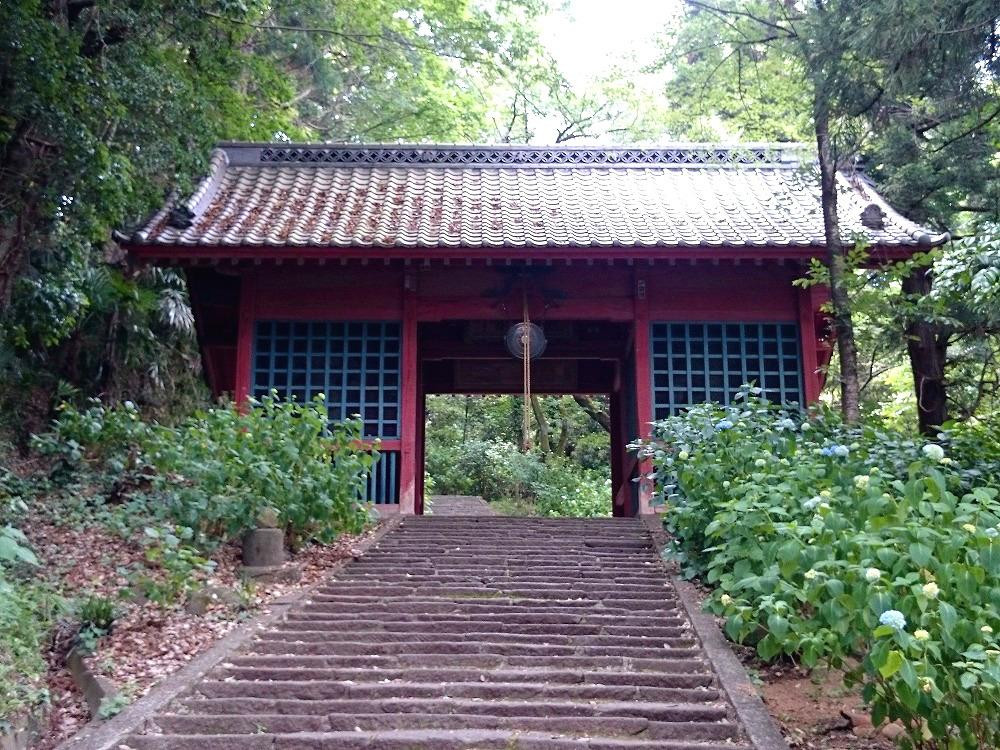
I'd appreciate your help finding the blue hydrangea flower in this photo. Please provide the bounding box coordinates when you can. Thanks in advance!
[833,445,850,458]
[879,610,907,630]
[714,419,734,431]
[803,496,822,511]
[774,418,796,431]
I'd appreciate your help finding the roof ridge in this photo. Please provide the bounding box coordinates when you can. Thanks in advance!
[217,142,807,169]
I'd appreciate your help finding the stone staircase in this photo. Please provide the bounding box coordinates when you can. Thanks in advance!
[124,516,755,749]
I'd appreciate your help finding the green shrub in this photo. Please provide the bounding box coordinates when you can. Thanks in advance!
[34,394,373,548]
[0,508,61,724]
[427,439,543,502]
[145,394,372,547]
[532,458,611,517]
[642,389,1000,749]
[126,525,216,605]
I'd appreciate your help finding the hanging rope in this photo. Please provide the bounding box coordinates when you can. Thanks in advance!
[521,288,532,452]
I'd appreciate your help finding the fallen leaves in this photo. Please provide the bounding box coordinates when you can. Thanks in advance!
[24,514,378,749]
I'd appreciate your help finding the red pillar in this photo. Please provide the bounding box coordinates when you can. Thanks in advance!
[632,274,655,515]
[609,390,626,517]
[797,284,822,404]
[415,369,426,515]
[398,271,418,514]
[234,270,257,406]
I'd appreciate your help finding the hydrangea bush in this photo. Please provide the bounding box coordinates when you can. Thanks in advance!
[35,394,373,547]
[641,389,1000,749]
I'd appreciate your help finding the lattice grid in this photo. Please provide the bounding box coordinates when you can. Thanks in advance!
[651,322,802,418]
[252,320,401,439]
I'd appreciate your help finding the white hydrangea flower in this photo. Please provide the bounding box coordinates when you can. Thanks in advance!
[922,582,939,598]
[879,610,907,630]
[922,443,945,461]
[865,568,882,583]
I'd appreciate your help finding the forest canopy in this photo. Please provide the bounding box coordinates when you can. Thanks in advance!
[0,0,997,432]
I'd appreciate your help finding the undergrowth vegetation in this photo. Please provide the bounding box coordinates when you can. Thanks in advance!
[427,438,610,517]
[425,395,612,517]
[642,388,1000,749]
[33,394,373,548]
[1,395,373,726]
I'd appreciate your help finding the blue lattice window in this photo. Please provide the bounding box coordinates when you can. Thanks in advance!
[252,321,401,439]
[651,322,802,418]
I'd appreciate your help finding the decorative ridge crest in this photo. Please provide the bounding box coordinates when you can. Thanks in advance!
[220,143,803,169]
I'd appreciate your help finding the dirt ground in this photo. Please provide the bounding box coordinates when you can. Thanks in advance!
[749,657,896,750]
[24,515,377,749]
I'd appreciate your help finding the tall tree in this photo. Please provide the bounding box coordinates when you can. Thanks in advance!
[0,0,546,423]
[657,0,1000,429]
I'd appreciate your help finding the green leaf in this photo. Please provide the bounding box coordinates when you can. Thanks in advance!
[878,649,905,678]
[909,542,933,567]
[767,614,789,641]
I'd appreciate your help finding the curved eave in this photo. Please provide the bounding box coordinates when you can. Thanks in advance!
[124,241,928,264]
[132,148,230,244]
[836,172,950,248]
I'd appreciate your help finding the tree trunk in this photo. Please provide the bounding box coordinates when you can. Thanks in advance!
[815,112,861,423]
[901,267,948,434]
[572,395,611,432]
[529,395,550,453]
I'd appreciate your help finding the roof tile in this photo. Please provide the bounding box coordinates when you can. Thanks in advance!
[133,143,947,251]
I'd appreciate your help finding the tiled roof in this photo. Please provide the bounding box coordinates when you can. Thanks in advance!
[132,143,947,251]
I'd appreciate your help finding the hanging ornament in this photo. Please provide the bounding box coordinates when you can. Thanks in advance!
[504,322,547,360]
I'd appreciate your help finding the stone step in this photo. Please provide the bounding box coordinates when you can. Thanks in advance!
[262,628,696,648]
[277,618,690,636]
[326,573,669,584]
[179,696,731,721]
[306,595,680,612]
[121,516,759,750]
[249,638,702,659]
[154,712,741,741]
[194,678,720,703]
[217,666,716,687]
[226,654,711,672]
[299,601,681,617]
[127,729,748,750]
[314,583,672,596]
[282,612,688,628]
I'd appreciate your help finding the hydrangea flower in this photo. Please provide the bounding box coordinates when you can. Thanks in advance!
[879,610,907,630]
[986,528,998,539]
[803,496,822,511]
[804,569,818,580]
[963,523,977,533]
[982,625,994,635]
[922,443,945,462]
[914,629,930,641]
[774,418,796,431]
[677,450,689,460]
[754,458,767,467]
[714,419,734,431]
[720,594,733,606]
[922,582,939,598]
[854,475,870,489]
[865,567,882,583]
[820,444,851,458]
